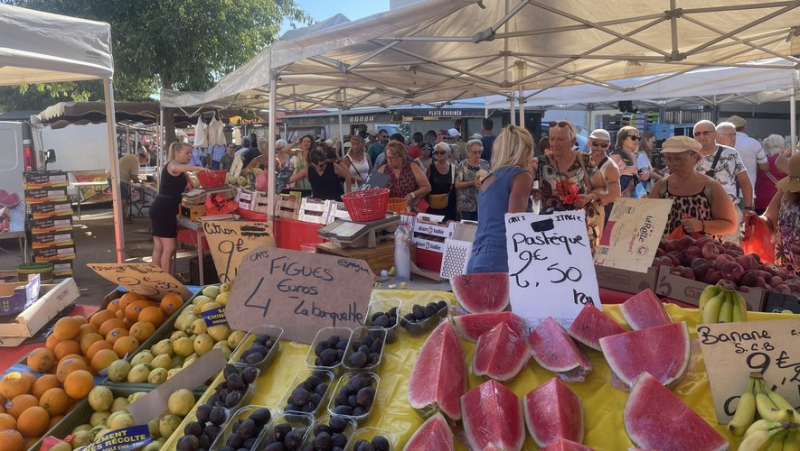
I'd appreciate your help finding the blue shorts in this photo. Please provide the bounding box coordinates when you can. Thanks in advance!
[467,243,508,274]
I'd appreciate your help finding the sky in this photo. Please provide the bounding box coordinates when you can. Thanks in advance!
[279,0,390,36]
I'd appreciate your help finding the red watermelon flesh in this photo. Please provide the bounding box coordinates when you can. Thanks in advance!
[523,378,584,447]
[541,438,594,451]
[461,379,525,451]
[472,322,529,381]
[452,272,509,313]
[408,319,466,420]
[404,412,454,451]
[624,372,728,451]
[527,317,593,379]
[452,311,527,342]
[567,303,626,351]
[620,289,671,330]
[599,322,690,389]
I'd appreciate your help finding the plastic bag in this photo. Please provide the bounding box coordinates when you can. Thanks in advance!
[742,214,775,263]
[668,215,702,240]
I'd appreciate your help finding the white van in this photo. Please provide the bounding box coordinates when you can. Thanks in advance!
[0,121,41,233]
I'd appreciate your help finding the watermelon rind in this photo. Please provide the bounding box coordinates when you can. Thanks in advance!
[527,317,593,376]
[567,303,626,351]
[404,412,454,451]
[624,372,729,451]
[452,311,527,342]
[599,322,690,389]
[472,322,529,381]
[407,319,466,420]
[620,288,672,330]
[523,378,584,447]
[452,272,510,313]
[461,379,525,451]
[540,438,593,451]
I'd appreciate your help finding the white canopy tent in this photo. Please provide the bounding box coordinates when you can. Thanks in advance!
[0,4,124,263]
[160,0,800,218]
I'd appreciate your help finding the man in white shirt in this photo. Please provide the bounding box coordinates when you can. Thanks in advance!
[725,115,768,200]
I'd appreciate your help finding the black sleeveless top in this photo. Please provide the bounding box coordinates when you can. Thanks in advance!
[158,163,188,202]
[609,149,639,195]
[309,163,344,201]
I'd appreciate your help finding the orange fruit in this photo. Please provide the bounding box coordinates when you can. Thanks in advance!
[0,412,15,429]
[86,340,113,360]
[107,298,121,312]
[79,333,104,355]
[105,327,129,344]
[118,292,143,311]
[52,317,82,340]
[31,375,60,399]
[6,394,38,419]
[64,370,93,400]
[59,353,89,367]
[26,348,56,374]
[48,415,63,428]
[38,388,69,416]
[0,429,24,451]
[16,406,49,438]
[98,318,126,337]
[115,309,126,320]
[0,372,32,399]
[112,336,140,358]
[125,300,152,323]
[160,293,184,316]
[90,349,119,373]
[78,323,99,339]
[55,357,88,384]
[129,321,155,342]
[72,316,87,325]
[138,306,165,327]
[89,310,116,329]
[18,373,36,390]
[45,334,62,351]
[53,340,80,361]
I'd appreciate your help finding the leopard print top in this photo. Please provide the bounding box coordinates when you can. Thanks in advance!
[660,176,718,240]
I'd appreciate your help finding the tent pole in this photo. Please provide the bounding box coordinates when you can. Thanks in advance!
[791,70,797,154]
[267,73,277,224]
[159,108,164,170]
[518,87,525,129]
[103,78,124,263]
[338,108,344,154]
[509,96,516,126]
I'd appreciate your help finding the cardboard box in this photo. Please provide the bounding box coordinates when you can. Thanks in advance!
[30,217,73,234]
[654,266,766,311]
[0,276,40,316]
[0,278,78,339]
[52,260,74,277]
[24,187,69,204]
[763,292,800,314]
[31,231,74,249]
[24,171,68,189]
[595,265,658,294]
[34,245,77,262]
[412,220,455,255]
[29,201,73,219]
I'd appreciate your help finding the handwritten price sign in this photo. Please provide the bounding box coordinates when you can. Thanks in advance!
[505,211,601,329]
[87,263,191,300]
[225,247,374,343]
[696,319,800,423]
[201,220,276,283]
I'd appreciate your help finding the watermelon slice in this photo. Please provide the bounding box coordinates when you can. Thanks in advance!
[620,289,671,330]
[408,319,466,420]
[461,379,525,451]
[567,304,626,351]
[541,438,593,451]
[405,412,454,451]
[452,311,527,342]
[472,322,529,381]
[452,272,510,313]
[527,317,592,379]
[599,322,690,389]
[523,378,584,447]
[624,372,728,451]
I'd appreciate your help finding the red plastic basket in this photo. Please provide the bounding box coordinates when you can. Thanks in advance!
[341,188,390,222]
[196,170,227,188]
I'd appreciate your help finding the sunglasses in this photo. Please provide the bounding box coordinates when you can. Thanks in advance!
[694,130,715,136]
[627,135,640,141]
[549,121,576,133]
[434,151,448,155]
[592,141,610,148]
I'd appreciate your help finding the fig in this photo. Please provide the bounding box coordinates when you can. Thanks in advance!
[197,433,212,449]
[239,418,256,438]
[313,431,331,449]
[177,435,200,451]
[320,348,338,366]
[225,390,242,409]
[332,433,348,447]
[223,364,237,379]
[227,373,245,390]
[372,315,389,327]
[412,304,425,320]
[328,416,348,433]
[242,366,258,384]
[334,405,353,415]
[251,408,271,425]
[226,432,244,448]
[210,406,227,425]
[314,383,328,396]
[245,352,264,364]
[264,443,286,451]
[285,428,306,449]
[356,386,375,407]
[184,421,204,437]
[195,404,212,423]
[354,440,374,451]
[348,351,368,368]
[291,387,310,405]
[424,303,438,317]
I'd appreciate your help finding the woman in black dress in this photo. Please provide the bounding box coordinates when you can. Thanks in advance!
[149,142,208,272]
[426,142,457,221]
[288,149,352,201]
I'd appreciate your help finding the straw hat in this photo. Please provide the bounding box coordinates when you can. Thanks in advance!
[776,153,800,193]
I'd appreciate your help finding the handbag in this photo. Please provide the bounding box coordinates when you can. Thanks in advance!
[428,164,455,209]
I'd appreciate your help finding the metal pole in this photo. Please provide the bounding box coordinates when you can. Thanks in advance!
[509,96,516,126]
[792,69,798,154]
[337,109,344,155]
[518,87,525,129]
[267,73,277,222]
[159,108,164,170]
[103,78,125,263]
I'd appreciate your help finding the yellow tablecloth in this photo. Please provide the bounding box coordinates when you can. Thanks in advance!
[163,290,796,451]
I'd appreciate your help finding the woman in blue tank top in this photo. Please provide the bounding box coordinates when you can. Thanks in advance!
[467,126,535,274]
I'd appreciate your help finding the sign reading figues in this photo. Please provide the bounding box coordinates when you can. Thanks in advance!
[505,211,601,329]
[201,220,275,283]
[88,263,191,300]
[696,319,800,423]
[225,247,375,343]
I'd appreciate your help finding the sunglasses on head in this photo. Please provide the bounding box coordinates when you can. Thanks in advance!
[592,141,610,148]
[549,121,575,133]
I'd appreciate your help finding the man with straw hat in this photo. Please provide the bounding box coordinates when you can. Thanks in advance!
[760,153,800,273]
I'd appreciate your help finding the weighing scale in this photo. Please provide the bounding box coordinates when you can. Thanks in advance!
[317,215,400,249]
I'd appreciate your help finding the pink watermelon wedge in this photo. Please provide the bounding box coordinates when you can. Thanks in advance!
[461,379,525,451]
[452,272,509,313]
[452,311,527,342]
[620,289,671,330]
[407,319,466,420]
[624,372,728,451]
[523,378,584,447]
[472,322,529,381]
[527,317,592,380]
[599,322,690,389]
[405,412,454,450]
[541,438,593,451]
[567,303,626,351]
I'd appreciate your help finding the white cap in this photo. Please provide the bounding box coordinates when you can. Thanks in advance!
[448,128,461,138]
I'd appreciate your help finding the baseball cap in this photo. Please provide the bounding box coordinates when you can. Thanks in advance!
[448,128,461,138]
[588,129,611,141]
[438,129,450,136]
[661,136,702,153]
[727,115,747,128]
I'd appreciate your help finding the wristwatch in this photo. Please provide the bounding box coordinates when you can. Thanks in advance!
[410,192,416,199]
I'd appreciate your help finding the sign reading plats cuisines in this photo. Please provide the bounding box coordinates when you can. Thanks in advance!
[696,319,800,424]
[505,211,600,329]
[225,247,375,344]
[201,220,276,283]
[87,263,191,300]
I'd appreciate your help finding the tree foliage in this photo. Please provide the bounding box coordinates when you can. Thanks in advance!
[1,0,311,111]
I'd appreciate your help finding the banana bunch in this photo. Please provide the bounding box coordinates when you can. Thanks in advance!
[699,284,749,324]
[730,373,799,450]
